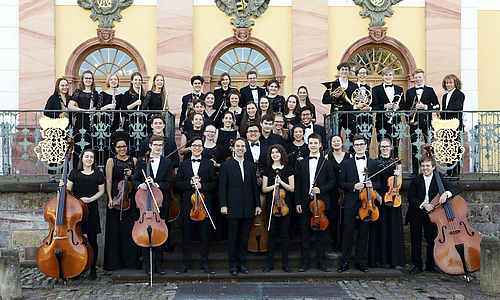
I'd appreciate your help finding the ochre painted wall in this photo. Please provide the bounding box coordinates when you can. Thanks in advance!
[478,10,500,110]
[55,6,158,87]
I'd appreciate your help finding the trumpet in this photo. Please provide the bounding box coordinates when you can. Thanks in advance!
[385,93,403,124]
[409,95,420,124]
[351,86,372,107]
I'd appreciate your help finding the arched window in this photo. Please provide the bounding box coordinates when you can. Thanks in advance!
[76,47,140,93]
[210,46,275,91]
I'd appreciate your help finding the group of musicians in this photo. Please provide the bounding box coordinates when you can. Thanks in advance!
[44,63,464,279]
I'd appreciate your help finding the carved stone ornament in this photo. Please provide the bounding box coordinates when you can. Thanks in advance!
[233,27,252,44]
[77,0,134,29]
[368,26,387,43]
[97,28,115,44]
[353,0,403,27]
[34,117,69,165]
[431,118,465,164]
[215,0,270,28]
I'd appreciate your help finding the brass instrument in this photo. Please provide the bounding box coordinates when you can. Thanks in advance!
[322,82,353,108]
[351,86,372,106]
[409,95,420,124]
[385,93,403,124]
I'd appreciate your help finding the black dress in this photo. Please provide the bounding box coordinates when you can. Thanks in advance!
[103,157,141,270]
[122,90,148,156]
[141,90,164,135]
[202,144,224,166]
[217,129,237,160]
[71,89,98,168]
[68,169,105,234]
[367,156,406,268]
[327,152,350,219]
[268,95,286,113]
[44,94,69,174]
[97,91,123,166]
[98,91,123,132]
[285,142,309,173]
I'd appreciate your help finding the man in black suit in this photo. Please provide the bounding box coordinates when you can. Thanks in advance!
[240,70,266,107]
[180,75,205,131]
[132,134,173,275]
[371,67,406,156]
[338,135,380,273]
[300,106,327,150]
[406,69,439,176]
[407,156,458,275]
[322,62,359,139]
[295,133,336,272]
[441,74,465,179]
[260,114,285,147]
[244,123,269,171]
[174,136,218,275]
[219,137,262,275]
[138,115,179,168]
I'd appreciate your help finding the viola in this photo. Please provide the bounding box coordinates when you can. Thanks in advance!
[132,153,168,248]
[358,167,379,222]
[189,175,207,221]
[112,162,132,220]
[383,158,402,207]
[272,170,289,218]
[309,180,329,230]
[248,161,268,252]
[37,139,93,279]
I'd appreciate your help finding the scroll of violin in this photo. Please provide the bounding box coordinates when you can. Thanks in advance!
[37,139,93,279]
[383,158,403,207]
[132,154,168,248]
[358,167,379,222]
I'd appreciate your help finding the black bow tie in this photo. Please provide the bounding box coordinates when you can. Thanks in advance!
[192,159,201,163]
[250,87,257,90]
[304,125,312,129]
[384,84,393,88]
[251,142,260,147]
[415,87,424,90]
[309,156,318,160]
[356,156,366,160]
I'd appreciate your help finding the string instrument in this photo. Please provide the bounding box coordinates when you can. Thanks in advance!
[211,155,220,197]
[428,169,481,276]
[263,80,269,93]
[37,139,93,279]
[164,141,183,222]
[186,93,199,122]
[271,170,289,217]
[358,167,379,222]
[189,175,206,221]
[383,158,403,207]
[309,155,329,231]
[111,161,132,220]
[212,93,227,123]
[132,152,168,248]
[248,161,268,252]
[226,139,234,161]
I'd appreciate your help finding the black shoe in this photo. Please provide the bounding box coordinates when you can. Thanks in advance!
[154,265,166,275]
[175,265,189,275]
[88,269,97,281]
[262,265,274,273]
[355,263,368,272]
[229,266,238,275]
[145,268,151,275]
[410,266,423,275]
[201,264,215,274]
[282,265,292,273]
[48,177,56,183]
[298,262,310,272]
[317,262,331,272]
[426,265,441,274]
[165,244,174,253]
[238,265,250,274]
[337,262,349,273]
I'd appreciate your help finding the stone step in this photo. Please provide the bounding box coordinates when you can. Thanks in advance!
[111,266,403,283]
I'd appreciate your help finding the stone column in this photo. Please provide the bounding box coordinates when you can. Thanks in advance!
[0,249,22,300]
[292,0,329,124]
[480,236,500,295]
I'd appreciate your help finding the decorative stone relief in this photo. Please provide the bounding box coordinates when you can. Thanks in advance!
[353,0,402,27]
[77,0,134,29]
[96,28,115,45]
[215,0,270,28]
[233,28,252,44]
[368,27,387,43]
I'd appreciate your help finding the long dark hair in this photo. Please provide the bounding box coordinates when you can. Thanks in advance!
[284,94,300,115]
[151,73,168,108]
[79,70,95,92]
[53,77,71,105]
[267,144,288,167]
[128,72,144,98]
[297,86,314,108]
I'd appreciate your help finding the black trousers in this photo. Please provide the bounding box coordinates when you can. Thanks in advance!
[341,202,369,264]
[299,211,326,264]
[266,213,290,266]
[142,207,169,268]
[409,210,437,269]
[227,218,252,268]
[180,210,210,266]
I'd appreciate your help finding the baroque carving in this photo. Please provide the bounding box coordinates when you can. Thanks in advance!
[233,28,252,44]
[431,118,465,164]
[353,0,402,27]
[34,117,69,165]
[96,28,115,45]
[77,0,134,29]
[368,27,387,43]
[215,0,270,28]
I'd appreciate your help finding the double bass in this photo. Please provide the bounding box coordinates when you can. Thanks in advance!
[358,167,379,222]
[37,139,93,279]
[248,161,268,252]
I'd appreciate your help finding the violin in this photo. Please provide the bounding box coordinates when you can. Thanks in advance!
[358,167,379,222]
[310,180,329,230]
[111,162,132,220]
[383,158,402,207]
[248,161,268,252]
[226,139,234,162]
[190,175,207,221]
[132,152,168,248]
[37,139,93,279]
[185,93,198,122]
[167,171,180,222]
[272,170,289,218]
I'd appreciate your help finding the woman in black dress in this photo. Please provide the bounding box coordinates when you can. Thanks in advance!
[284,95,300,131]
[179,113,204,157]
[297,86,316,123]
[68,70,99,169]
[122,72,145,153]
[267,79,285,114]
[103,131,140,271]
[239,101,260,137]
[44,78,71,182]
[216,111,240,160]
[213,72,235,109]
[202,124,224,168]
[203,92,218,124]
[327,135,350,252]
[63,149,105,280]
[141,73,169,134]
[368,138,405,268]
[226,90,243,129]
[285,125,309,173]
[97,74,122,166]
[258,96,274,118]
[261,144,294,273]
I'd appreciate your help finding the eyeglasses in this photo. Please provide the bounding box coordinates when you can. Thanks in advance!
[191,144,203,149]
[301,113,311,116]
[353,143,366,147]
[274,121,284,124]
[115,145,127,149]
[380,145,391,149]
[152,144,164,147]
[248,130,260,134]
[205,131,216,134]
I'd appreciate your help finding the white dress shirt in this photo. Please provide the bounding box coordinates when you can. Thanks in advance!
[308,154,320,195]
[384,83,395,102]
[444,88,456,110]
[251,88,259,104]
[235,157,245,182]
[150,155,160,178]
[303,123,313,144]
[420,174,433,208]
[191,157,201,176]
[355,155,367,184]
[249,141,261,162]
[339,78,349,89]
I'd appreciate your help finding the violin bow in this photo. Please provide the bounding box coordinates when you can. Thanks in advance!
[268,171,280,231]
[141,168,161,213]
[164,141,188,159]
[192,176,216,230]
[364,158,403,182]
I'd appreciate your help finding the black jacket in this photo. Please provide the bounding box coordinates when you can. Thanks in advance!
[240,85,266,108]
[441,90,465,129]
[405,86,439,127]
[338,156,381,209]
[321,79,358,114]
[372,83,405,128]
[138,135,180,168]
[179,92,205,128]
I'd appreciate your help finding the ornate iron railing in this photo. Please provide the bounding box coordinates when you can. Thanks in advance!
[324,110,498,177]
[0,110,175,177]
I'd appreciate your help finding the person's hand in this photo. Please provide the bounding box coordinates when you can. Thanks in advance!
[220,206,228,215]
[255,206,262,216]
[135,100,142,107]
[311,187,320,194]
[354,182,364,191]
[146,177,155,186]
[80,197,91,204]
[108,198,113,209]
[416,102,426,110]
[364,180,373,188]
[257,177,262,186]
[59,112,68,118]
[139,183,147,191]
[439,193,449,204]
[296,205,302,213]
[58,180,65,187]
[422,203,434,212]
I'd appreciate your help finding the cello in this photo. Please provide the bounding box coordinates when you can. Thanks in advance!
[358,167,379,222]
[37,139,93,279]
[248,161,268,252]
[383,158,402,207]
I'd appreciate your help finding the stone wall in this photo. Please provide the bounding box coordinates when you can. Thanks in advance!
[0,179,498,265]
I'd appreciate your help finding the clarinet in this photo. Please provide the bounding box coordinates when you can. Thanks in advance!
[110,87,116,123]
[89,91,94,127]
